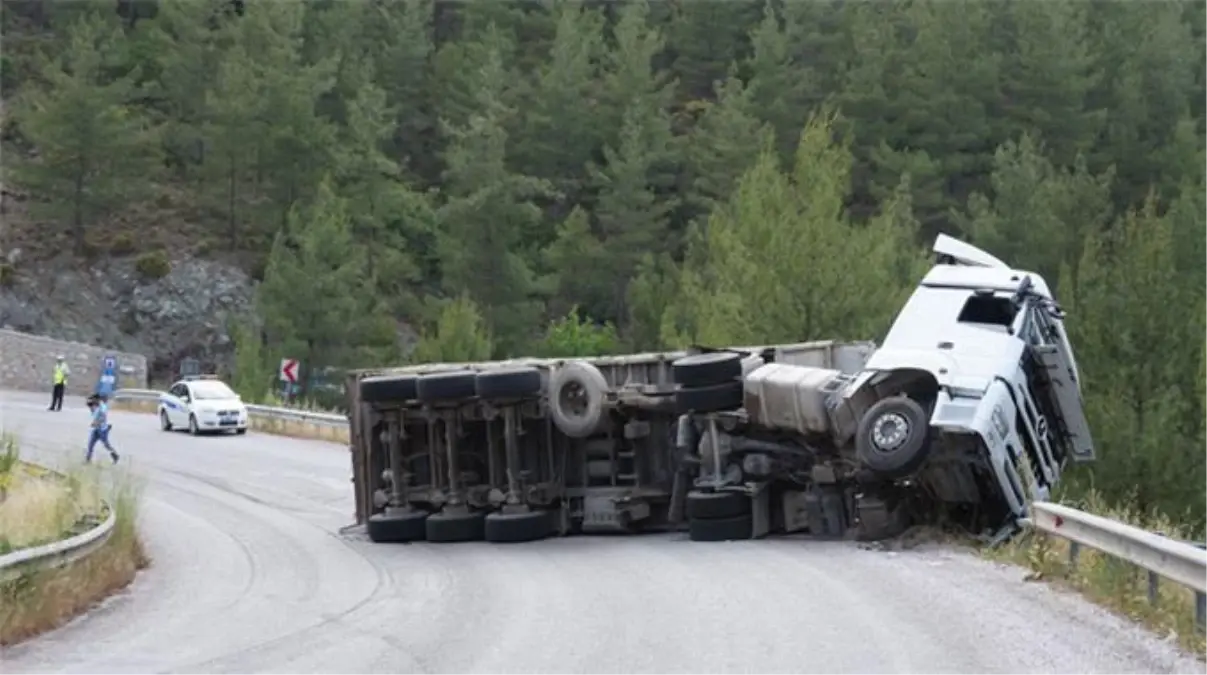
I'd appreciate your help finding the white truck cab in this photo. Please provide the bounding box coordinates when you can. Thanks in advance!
[842,234,1094,527]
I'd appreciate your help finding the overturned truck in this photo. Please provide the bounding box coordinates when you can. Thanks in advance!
[345,235,1096,545]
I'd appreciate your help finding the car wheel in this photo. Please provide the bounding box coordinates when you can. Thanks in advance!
[160,410,172,432]
[188,414,200,436]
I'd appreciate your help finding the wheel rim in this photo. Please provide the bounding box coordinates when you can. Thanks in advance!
[559,381,588,419]
[871,412,909,452]
[190,417,197,433]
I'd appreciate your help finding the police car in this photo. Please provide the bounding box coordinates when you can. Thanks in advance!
[158,375,249,435]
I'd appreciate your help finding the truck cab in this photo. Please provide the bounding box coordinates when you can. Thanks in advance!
[843,235,1094,536]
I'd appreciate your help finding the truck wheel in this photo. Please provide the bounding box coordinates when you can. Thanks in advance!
[417,371,478,404]
[361,374,420,403]
[674,381,743,415]
[671,352,742,388]
[425,509,486,543]
[855,396,931,478]
[686,490,750,520]
[476,367,543,399]
[367,509,428,543]
[689,513,753,542]
[548,361,608,438]
[484,510,551,543]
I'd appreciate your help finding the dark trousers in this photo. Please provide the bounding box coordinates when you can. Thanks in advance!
[49,383,65,410]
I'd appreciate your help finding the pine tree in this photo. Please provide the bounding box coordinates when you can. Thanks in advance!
[257,179,390,377]
[436,30,553,356]
[411,293,493,364]
[10,12,160,254]
[1066,197,1205,523]
[670,111,924,347]
[513,1,607,203]
[960,133,1114,286]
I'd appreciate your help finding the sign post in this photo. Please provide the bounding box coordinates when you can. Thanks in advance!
[95,355,117,398]
[279,358,299,402]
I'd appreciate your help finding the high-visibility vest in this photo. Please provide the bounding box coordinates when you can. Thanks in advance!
[53,364,67,385]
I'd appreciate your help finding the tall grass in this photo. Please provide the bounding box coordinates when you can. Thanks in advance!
[0,433,149,646]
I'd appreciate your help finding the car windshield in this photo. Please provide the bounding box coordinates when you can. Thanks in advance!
[190,381,237,400]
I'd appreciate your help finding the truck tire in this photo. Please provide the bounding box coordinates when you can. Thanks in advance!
[484,509,551,543]
[674,381,743,415]
[417,370,478,404]
[425,509,486,543]
[671,352,742,388]
[688,513,753,542]
[855,396,931,478]
[686,490,750,520]
[476,367,543,400]
[367,509,428,543]
[548,361,609,438]
[361,374,420,403]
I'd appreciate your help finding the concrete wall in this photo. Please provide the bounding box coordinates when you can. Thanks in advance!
[0,329,148,396]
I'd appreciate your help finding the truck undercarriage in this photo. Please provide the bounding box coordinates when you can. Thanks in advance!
[348,343,998,544]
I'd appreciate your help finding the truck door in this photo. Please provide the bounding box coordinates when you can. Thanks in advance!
[1022,307,1096,463]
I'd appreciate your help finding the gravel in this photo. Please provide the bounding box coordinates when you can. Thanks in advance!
[1,389,1201,674]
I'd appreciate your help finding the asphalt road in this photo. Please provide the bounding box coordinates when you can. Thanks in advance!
[0,389,1200,674]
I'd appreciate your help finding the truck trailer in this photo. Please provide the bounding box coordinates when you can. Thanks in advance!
[343,235,1095,545]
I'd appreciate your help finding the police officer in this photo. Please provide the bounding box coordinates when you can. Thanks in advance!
[48,355,69,411]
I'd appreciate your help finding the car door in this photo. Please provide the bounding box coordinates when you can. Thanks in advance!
[165,384,189,425]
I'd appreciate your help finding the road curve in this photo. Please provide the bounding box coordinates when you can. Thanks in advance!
[0,389,1199,674]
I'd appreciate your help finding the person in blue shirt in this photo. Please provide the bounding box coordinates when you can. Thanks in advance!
[85,394,120,464]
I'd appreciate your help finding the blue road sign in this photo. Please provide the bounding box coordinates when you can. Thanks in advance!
[96,355,117,397]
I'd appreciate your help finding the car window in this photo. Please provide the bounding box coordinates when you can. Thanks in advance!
[190,381,238,400]
[170,384,186,398]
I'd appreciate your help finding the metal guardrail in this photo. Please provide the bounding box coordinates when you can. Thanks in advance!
[0,464,117,582]
[1030,501,1207,631]
[111,389,349,428]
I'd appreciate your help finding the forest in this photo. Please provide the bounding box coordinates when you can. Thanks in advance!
[1,0,1204,527]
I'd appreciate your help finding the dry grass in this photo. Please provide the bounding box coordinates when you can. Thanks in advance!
[0,464,102,552]
[110,398,349,445]
[986,489,1206,656]
[0,467,148,646]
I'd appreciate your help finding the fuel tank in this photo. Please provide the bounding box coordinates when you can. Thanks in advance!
[743,363,851,438]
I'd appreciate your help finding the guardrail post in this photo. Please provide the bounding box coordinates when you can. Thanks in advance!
[1146,570,1159,607]
[1068,541,1080,568]
[1196,591,1205,632]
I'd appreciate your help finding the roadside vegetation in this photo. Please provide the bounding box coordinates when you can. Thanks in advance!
[0,431,149,646]
[989,489,1206,657]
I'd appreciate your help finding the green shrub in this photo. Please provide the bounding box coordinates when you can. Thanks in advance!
[134,250,171,280]
[109,232,137,255]
[0,262,14,288]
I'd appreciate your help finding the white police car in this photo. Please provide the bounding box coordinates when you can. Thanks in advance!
[159,375,249,435]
